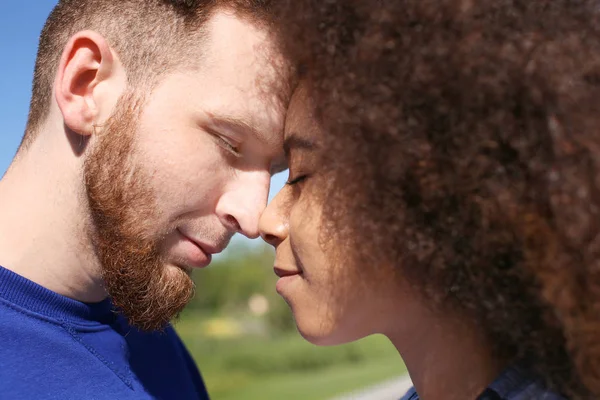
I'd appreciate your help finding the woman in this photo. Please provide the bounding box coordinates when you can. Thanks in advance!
[260,0,600,399]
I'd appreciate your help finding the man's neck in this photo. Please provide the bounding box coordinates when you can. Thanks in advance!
[0,134,106,303]
[388,306,503,400]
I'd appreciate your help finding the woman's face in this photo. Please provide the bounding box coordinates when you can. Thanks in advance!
[259,87,401,345]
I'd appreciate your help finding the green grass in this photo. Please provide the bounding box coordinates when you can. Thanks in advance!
[175,314,407,400]
[211,356,406,400]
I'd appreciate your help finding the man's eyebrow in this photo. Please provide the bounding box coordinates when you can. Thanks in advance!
[207,113,266,142]
[284,133,317,157]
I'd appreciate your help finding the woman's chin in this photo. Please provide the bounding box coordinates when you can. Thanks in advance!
[295,321,359,346]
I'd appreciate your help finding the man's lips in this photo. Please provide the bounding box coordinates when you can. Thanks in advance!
[177,229,225,255]
[176,229,225,268]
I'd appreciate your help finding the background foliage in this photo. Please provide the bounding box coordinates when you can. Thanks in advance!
[175,243,407,399]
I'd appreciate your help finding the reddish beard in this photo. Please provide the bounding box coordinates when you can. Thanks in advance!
[84,92,194,331]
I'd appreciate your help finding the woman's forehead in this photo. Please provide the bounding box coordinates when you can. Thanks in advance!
[285,84,320,138]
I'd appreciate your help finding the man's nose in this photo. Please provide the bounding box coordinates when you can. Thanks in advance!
[215,171,271,239]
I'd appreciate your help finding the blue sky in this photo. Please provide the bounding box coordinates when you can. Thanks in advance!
[0,1,287,248]
[0,1,57,174]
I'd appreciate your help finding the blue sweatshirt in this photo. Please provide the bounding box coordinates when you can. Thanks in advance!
[0,265,209,400]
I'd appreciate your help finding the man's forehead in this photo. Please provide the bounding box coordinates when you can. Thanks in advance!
[202,10,277,72]
[197,10,288,123]
[190,10,289,172]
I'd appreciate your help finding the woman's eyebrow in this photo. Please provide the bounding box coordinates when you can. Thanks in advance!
[283,133,317,157]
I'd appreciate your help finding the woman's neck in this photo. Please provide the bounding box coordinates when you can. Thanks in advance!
[386,306,504,400]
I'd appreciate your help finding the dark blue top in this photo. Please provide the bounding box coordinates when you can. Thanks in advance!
[0,265,209,399]
[401,366,565,400]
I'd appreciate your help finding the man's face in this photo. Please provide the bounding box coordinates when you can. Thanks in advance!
[84,11,286,331]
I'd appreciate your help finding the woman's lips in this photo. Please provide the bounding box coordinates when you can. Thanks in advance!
[273,266,302,278]
[274,266,303,294]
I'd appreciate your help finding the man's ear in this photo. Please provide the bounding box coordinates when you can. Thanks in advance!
[54,30,123,136]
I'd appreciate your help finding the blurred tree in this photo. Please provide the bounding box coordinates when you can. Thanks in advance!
[189,243,296,333]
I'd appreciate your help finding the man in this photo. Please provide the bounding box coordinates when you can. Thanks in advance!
[0,0,287,398]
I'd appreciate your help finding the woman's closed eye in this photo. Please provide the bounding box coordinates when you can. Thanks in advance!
[286,174,309,186]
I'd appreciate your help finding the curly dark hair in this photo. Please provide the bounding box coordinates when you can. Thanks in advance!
[274,0,600,397]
